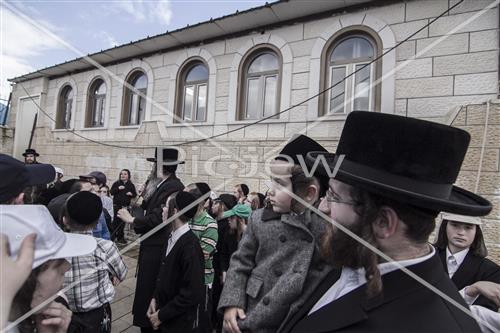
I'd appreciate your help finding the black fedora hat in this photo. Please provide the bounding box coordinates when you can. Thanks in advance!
[146,147,185,165]
[307,111,491,216]
[22,148,39,157]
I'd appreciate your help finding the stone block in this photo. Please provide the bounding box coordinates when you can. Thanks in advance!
[291,89,309,106]
[292,72,309,90]
[478,171,500,194]
[462,148,499,171]
[470,29,498,52]
[215,54,236,69]
[215,96,228,111]
[405,0,448,21]
[408,95,493,118]
[288,104,308,122]
[216,68,231,83]
[396,40,416,61]
[396,76,453,98]
[429,9,498,36]
[267,123,286,138]
[454,72,498,95]
[368,2,406,25]
[452,108,467,125]
[467,104,487,125]
[416,33,469,58]
[293,56,310,74]
[203,42,226,57]
[216,81,229,98]
[449,0,496,15]
[390,20,429,42]
[244,124,268,139]
[289,39,317,58]
[304,17,335,39]
[225,36,251,55]
[272,23,304,43]
[434,51,497,76]
[396,58,432,79]
[395,99,407,116]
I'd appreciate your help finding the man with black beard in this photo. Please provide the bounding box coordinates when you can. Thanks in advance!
[280,112,491,333]
[117,148,184,333]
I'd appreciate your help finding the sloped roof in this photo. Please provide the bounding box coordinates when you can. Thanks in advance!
[9,0,374,83]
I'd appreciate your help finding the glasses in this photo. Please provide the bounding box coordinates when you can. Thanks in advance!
[325,189,360,206]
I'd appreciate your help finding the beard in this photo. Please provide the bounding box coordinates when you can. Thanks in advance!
[320,216,383,296]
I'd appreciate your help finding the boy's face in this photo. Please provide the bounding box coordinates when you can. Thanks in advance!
[268,160,293,213]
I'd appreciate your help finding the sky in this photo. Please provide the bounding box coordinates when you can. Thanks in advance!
[0,0,269,101]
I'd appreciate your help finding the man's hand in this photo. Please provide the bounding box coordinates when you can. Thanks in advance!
[118,185,125,190]
[466,281,500,306]
[36,301,72,333]
[223,307,246,333]
[1,234,36,328]
[126,192,133,196]
[117,208,134,223]
[112,276,121,286]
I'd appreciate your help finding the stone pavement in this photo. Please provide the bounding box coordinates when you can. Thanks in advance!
[111,245,140,333]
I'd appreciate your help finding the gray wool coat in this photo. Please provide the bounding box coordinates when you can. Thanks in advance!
[218,206,333,333]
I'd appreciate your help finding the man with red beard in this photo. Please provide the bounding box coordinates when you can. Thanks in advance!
[280,112,491,333]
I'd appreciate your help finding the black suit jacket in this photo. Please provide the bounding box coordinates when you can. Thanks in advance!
[154,230,205,333]
[132,175,184,327]
[438,248,500,311]
[281,253,481,333]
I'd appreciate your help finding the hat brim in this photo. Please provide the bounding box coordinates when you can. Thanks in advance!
[307,152,492,216]
[145,158,185,165]
[23,152,40,157]
[25,164,56,186]
[222,210,235,219]
[51,233,97,262]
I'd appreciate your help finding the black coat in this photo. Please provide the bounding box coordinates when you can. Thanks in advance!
[154,230,205,333]
[110,180,137,208]
[281,253,481,333]
[438,248,500,311]
[132,175,184,327]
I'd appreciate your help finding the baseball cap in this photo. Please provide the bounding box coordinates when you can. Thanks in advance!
[0,153,56,202]
[223,204,252,219]
[0,205,97,269]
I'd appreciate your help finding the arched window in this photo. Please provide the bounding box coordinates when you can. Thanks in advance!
[86,79,106,127]
[239,49,281,120]
[122,71,147,125]
[327,35,376,114]
[177,62,208,122]
[56,85,73,129]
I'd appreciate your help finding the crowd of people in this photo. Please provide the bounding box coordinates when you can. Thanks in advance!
[1,111,500,333]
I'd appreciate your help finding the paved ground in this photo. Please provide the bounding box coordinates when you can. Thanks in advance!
[111,245,140,333]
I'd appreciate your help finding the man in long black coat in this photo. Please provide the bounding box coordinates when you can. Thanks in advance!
[118,148,184,332]
[280,112,491,333]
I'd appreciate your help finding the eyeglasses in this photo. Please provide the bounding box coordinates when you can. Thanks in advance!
[325,189,360,206]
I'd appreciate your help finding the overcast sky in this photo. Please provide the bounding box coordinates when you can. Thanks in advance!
[0,0,268,100]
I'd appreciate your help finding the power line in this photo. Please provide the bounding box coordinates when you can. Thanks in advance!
[18,0,464,150]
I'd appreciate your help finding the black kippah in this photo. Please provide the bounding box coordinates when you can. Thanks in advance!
[175,191,198,220]
[195,182,211,197]
[67,191,103,225]
[240,184,249,196]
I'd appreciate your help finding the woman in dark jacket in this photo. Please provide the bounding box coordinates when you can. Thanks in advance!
[110,169,137,243]
[435,212,500,311]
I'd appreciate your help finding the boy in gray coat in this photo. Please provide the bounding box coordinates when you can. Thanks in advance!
[218,135,333,333]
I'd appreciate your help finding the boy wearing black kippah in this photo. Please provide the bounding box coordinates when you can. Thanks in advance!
[62,191,128,332]
[147,191,205,333]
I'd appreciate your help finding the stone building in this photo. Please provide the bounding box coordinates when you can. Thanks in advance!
[4,0,500,259]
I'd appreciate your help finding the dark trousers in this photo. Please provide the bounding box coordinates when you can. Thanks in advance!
[199,286,213,333]
[72,303,111,333]
[112,205,126,241]
[140,327,157,333]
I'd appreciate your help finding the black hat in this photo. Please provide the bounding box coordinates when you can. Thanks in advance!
[174,191,198,220]
[307,111,492,216]
[195,182,211,197]
[276,134,328,166]
[66,191,103,225]
[239,184,249,196]
[215,193,238,210]
[0,154,55,202]
[22,148,39,157]
[146,148,185,165]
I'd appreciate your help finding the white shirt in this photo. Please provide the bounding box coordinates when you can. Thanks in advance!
[446,247,469,278]
[166,223,190,257]
[309,246,436,315]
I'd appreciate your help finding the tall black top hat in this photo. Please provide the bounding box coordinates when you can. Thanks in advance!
[146,148,185,165]
[307,111,492,216]
[22,148,39,157]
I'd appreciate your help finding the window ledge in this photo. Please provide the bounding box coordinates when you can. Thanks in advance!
[51,128,74,133]
[168,121,215,127]
[79,126,107,131]
[225,118,287,126]
[117,125,141,129]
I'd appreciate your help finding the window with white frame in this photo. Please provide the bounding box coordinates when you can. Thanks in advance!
[180,63,208,122]
[86,79,106,127]
[328,35,375,114]
[122,71,147,125]
[56,85,73,129]
[241,51,280,120]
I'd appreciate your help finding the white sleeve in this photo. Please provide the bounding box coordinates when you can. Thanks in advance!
[459,286,479,305]
[470,305,500,333]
